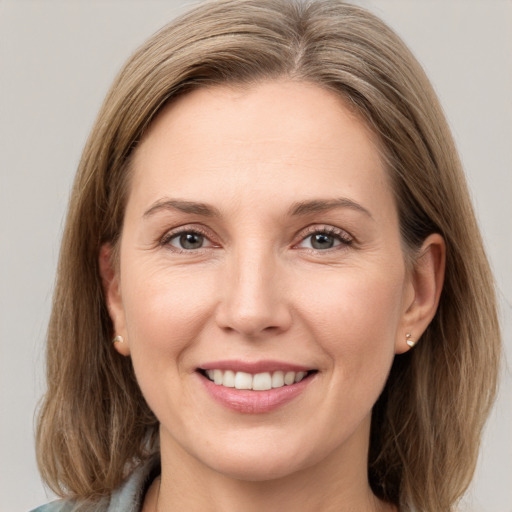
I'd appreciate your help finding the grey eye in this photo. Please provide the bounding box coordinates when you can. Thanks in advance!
[310,233,336,249]
[171,232,205,250]
[297,228,351,251]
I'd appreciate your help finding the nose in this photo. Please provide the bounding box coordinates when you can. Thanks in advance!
[215,245,292,338]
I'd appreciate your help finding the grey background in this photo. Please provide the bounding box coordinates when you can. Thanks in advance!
[0,1,510,510]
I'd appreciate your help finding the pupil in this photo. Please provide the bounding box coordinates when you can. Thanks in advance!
[312,233,334,249]
[180,233,203,249]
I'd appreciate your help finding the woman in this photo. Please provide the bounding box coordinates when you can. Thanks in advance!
[33,0,501,511]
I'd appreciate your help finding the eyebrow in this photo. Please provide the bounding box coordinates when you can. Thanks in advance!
[143,198,220,218]
[143,197,372,219]
[289,198,373,218]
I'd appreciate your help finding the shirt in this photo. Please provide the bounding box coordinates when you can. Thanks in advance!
[30,456,160,512]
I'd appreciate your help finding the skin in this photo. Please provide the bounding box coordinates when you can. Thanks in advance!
[101,80,445,512]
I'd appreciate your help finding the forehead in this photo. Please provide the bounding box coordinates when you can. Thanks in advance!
[128,80,393,219]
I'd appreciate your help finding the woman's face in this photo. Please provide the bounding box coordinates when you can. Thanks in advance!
[106,80,418,481]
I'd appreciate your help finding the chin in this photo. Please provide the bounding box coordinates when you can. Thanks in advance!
[192,434,327,482]
[207,454,308,482]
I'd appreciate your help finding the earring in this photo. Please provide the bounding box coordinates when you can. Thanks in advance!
[406,333,416,348]
[112,335,124,344]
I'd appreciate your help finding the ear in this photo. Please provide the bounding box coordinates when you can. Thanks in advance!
[99,244,130,357]
[396,233,446,354]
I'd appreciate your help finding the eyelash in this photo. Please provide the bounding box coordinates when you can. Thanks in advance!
[294,225,353,252]
[159,225,353,253]
[159,226,216,253]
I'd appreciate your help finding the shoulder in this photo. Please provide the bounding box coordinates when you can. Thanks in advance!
[109,454,160,510]
[30,455,160,512]
[29,499,101,512]
[29,503,75,512]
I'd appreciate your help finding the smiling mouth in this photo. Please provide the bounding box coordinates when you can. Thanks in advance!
[198,369,317,391]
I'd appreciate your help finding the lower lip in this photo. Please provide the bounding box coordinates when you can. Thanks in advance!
[198,372,315,414]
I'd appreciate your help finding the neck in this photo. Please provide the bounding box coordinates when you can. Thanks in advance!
[157,466,393,512]
[151,422,396,512]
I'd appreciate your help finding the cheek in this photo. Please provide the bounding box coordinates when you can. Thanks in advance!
[120,265,217,403]
[303,267,404,378]
[123,262,214,339]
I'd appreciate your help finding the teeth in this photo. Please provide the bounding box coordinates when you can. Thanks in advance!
[284,371,295,385]
[234,371,252,390]
[253,372,272,391]
[204,369,309,390]
[213,369,223,385]
[222,370,235,388]
[294,371,306,383]
[271,371,284,388]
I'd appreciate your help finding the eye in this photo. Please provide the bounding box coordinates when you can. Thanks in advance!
[308,232,339,250]
[297,227,352,251]
[163,230,215,251]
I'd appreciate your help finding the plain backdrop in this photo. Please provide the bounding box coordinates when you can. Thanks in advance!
[0,1,510,511]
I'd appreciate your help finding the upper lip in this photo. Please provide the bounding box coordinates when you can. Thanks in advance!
[198,359,314,374]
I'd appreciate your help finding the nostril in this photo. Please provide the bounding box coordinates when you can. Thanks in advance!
[263,325,281,332]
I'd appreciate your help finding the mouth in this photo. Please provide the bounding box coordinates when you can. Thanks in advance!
[196,360,318,413]
[198,368,317,390]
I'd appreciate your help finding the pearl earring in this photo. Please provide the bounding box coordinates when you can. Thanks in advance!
[406,333,416,348]
[112,335,124,344]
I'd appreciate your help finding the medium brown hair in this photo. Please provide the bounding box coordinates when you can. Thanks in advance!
[36,1,500,510]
